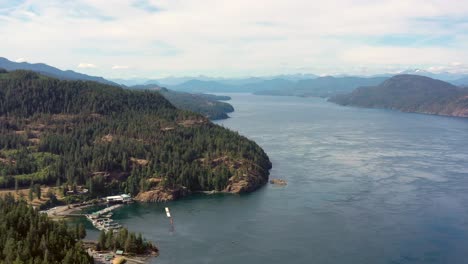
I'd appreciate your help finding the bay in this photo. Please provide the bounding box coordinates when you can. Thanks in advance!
[87,94,468,264]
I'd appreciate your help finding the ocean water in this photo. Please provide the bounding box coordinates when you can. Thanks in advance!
[87,94,468,264]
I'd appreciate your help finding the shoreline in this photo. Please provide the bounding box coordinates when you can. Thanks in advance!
[85,242,158,264]
[43,202,98,219]
[77,201,159,264]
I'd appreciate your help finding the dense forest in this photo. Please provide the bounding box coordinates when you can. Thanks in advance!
[329,74,468,118]
[96,228,156,254]
[130,85,234,120]
[0,70,271,202]
[0,194,93,264]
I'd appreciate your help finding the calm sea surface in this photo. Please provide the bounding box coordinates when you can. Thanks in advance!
[85,94,468,264]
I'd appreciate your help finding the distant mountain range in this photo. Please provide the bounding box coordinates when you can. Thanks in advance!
[4,55,468,104]
[452,77,468,86]
[111,73,318,87]
[122,70,468,97]
[254,76,388,97]
[0,57,117,85]
[140,76,387,97]
[112,70,468,92]
[398,69,468,82]
[329,75,468,118]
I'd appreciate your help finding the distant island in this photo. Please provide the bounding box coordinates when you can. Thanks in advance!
[329,74,468,118]
[131,84,234,120]
[0,70,272,204]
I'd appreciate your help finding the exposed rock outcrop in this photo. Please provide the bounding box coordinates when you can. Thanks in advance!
[223,169,268,193]
[134,152,271,202]
[135,186,191,202]
[270,179,287,185]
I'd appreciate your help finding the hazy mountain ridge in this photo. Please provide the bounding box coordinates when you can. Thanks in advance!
[112,73,318,87]
[254,76,388,97]
[329,74,468,118]
[113,70,468,96]
[130,84,234,120]
[169,79,236,92]
[0,58,234,120]
[452,77,468,86]
[399,69,468,82]
[0,57,117,85]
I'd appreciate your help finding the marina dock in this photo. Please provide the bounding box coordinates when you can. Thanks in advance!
[85,194,133,232]
[86,204,124,232]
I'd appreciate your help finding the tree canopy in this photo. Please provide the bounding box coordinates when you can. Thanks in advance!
[0,194,93,264]
[0,70,271,200]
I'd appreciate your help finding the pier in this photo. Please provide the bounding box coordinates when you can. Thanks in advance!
[41,194,133,231]
[85,204,124,232]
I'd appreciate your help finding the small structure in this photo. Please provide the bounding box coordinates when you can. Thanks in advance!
[105,194,133,204]
[115,250,124,256]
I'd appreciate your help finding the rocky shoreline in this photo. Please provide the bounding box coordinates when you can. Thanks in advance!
[135,167,270,202]
[85,241,158,264]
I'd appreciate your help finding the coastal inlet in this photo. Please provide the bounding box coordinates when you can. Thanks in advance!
[85,194,132,232]
[41,194,133,232]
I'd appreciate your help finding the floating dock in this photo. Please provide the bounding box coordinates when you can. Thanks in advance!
[85,204,124,232]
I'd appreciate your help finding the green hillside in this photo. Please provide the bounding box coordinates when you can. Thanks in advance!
[0,70,271,202]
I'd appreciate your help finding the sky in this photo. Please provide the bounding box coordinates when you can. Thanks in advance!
[1,0,468,78]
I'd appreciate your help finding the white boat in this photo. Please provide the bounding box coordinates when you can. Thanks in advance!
[165,207,171,218]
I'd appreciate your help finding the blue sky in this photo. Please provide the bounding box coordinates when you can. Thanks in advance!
[1,0,468,78]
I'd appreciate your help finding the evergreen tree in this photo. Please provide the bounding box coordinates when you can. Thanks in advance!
[97,230,106,251]
[28,186,34,201]
[34,184,41,200]
[0,196,93,263]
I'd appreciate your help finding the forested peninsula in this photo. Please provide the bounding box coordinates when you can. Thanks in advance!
[329,75,468,118]
[0,70,272,202]
[130,85,234,120]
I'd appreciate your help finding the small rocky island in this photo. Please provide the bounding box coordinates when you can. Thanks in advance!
[270,179,287,186]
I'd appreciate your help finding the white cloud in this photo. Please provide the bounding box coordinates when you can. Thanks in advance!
[15,58,26,62]
[341,46,466,65]
[427,63,468,74]
[0,0,467,78]
[77,63,97,69]
[112,65,130,70]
